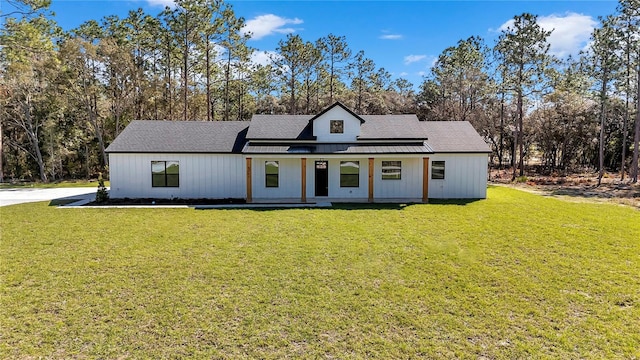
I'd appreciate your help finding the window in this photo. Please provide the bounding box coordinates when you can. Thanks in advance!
[330,120,344,134]
[340,161,359,187]
[265,161,279,187]
[152,161,179,187]
[382,161,402,180]
[432,161,445,179]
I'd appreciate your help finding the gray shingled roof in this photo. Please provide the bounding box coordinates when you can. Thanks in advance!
[359,115,426,139]
[243,143,433,154]
[105,120,249,153]
[246,114,426,140]
[421,121,491,153]
[107,114,490,155]
[246,115,313,140]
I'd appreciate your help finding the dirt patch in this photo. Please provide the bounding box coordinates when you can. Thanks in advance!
[491,170,640,209]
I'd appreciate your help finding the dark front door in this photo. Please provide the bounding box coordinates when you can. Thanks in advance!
[315,161,328,197]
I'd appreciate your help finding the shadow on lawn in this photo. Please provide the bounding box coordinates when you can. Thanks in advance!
[196,198,484,212]
[48,199,79,206]
[196,204,410,212]
[328,199,483,210]
[48,194,95,206]
[425,198,483,206]
[194,203,414,211]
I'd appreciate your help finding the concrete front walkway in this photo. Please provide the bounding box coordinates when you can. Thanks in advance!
[0,187,99,207]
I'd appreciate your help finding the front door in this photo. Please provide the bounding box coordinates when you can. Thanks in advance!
[315,161,328,197]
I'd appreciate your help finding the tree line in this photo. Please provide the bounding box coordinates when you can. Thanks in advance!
[1,0,638,183]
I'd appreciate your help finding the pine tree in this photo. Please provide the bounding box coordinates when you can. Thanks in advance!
[495,13,552,180]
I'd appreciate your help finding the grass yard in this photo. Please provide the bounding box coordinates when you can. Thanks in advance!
[1,186,639,358]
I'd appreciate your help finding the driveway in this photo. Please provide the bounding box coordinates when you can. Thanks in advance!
[0,187,100,207]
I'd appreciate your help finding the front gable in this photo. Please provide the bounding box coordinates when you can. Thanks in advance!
[312,102,364,142]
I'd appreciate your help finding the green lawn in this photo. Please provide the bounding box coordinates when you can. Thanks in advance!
[1,187,639,358]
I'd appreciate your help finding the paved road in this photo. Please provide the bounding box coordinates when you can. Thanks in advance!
[0,187,100,207]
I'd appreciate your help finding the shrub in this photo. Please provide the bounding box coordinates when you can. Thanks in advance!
[96,173,109,203]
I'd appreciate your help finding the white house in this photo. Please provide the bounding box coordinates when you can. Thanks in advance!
[106,102,491,202]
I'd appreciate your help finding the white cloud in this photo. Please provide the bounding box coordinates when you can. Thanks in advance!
[146,0,175,8]
[497,19,515,33]
[380,34,403,40]
[417,71,427,77]
[399,72,409,77]
[539,13,596,58]
[497,13,597,58]
[250,50,279,66]
[241,14,303,40]
[404,54,427,65]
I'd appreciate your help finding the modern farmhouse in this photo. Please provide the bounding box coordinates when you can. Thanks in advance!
[106,102,491,202]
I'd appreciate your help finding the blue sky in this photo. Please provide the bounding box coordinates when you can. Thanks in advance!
[31,0,620,87]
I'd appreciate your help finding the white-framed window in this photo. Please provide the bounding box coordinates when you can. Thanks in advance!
[340,161,359,187]
[432,161,445,179]
[265,161,279,187]
[152,161,179,187]
[382,161,401,180]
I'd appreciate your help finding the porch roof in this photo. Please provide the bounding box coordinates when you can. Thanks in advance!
[242,142,434,155]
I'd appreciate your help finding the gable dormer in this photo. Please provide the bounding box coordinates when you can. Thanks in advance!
[311,102,365,142]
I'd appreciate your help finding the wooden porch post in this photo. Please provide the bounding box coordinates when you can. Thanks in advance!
[301,158,307,203]
[246,157,252,203]
[368,158,374,203]
[422,157,429,203]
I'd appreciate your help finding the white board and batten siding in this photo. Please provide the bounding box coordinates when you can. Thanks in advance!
[428,153,488,199]
[109,152,488,201]
[313,157,369,200]
[109,153,245,199]
[373,157,423,200]
[305,156,420,201]
[252,156,414,202]
[251,158,302,200]
[312,106,361,142]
